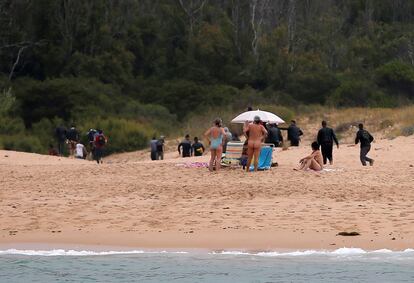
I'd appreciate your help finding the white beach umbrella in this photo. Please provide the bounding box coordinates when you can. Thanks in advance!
[231,109,285,124]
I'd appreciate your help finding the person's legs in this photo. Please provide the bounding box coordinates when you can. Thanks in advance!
[360,146,369,166]
[326,143,333,165]
[309,159,322,171]
[57,141,63,156]
[151,151,156,161]
[300,159,312,170]
[209,149,216,171]
[253,146,261,171]
[215,147,223,171]
[321,144,328,165]
[245,146,254,172]
[364,145,373,165]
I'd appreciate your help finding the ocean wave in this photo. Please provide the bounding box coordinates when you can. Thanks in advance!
[1,248,413,257]
[211,248,414,257]
[0,249,188,256]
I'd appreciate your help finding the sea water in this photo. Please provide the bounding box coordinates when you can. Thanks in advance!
[1,248,414,282]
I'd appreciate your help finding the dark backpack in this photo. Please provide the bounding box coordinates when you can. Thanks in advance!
[97,134,106,146]
[361,130,373,143]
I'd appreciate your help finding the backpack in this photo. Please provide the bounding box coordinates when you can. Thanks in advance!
[156,140,163,151]
[361,130,373,143]
[97,134,106,146]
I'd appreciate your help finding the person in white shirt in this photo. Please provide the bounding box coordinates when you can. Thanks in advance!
[75,143,87,159]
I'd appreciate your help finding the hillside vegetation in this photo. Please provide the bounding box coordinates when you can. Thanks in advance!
[0,1,413,154]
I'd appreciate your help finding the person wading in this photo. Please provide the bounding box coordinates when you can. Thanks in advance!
[317,120,339,165]
[243,116,268,172]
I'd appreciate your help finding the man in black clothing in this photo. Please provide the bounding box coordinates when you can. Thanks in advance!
[55,126,67,156]
[192,137,205,156]
[317,120,339,165]
[178,134,192,157]
[266,124,283,147]
[355,123,374,166]
[281,120,303,146]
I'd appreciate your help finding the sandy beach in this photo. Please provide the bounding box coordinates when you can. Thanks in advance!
[1,136,414,251]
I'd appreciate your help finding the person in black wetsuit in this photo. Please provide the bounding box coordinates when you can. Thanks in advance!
[55,125,67,156]
[178,134,192,157]
[317,120,339,165]
[265,123,283,147]
[280,120,303,146]
[355,123,374,166]
[192,137,205,156]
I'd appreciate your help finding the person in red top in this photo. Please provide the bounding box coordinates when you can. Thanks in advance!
[94,129,107,164]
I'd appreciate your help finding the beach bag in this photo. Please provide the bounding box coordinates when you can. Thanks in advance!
[97,134,106,146]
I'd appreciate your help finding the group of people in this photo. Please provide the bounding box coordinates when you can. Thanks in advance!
[203,116,375,173]
[297,121,374,171]
[54,125,108,164]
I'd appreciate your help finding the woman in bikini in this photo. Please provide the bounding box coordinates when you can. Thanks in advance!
[243,116,268,172]
[295,142,323,171]
[204,118,227,172]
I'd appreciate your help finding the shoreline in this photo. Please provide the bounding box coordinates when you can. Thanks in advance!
[1,230,413,252]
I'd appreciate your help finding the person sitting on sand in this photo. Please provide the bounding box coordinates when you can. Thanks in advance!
[204,118,226,172]
[75,142,87,159]
[295,142,323,171]
[192,137,205,157]
[243,116,268,172]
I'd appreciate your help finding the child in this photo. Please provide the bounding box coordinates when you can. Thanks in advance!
[240,139,249,170]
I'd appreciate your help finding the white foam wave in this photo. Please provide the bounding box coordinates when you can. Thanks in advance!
[0,249,188,256]
[1,248,413,257]
[211,248,414,257]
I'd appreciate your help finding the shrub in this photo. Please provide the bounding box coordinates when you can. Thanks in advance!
[401,125,414,136]
[376,61,414,98]
[329,79,394,107]
[1,135,44,153]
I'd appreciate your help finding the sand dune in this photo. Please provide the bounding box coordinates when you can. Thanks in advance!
[1,136,414,250]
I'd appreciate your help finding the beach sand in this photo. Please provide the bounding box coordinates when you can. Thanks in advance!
[1,136,414,251]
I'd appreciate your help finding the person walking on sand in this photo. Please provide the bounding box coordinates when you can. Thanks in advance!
[355,123,374,166]
[317,120,339,165]
[295,142,323,171]
[150,136,158,161]
[156,136,165,160]
[243,116,268,172]
[192,137,205,157]
[55,125,67,156]
[94,129,107,164]
[178,134,192,158]
[204,118,226,172]
[281,120,303,147]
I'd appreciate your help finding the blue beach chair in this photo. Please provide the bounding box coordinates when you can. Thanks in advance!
[249,145,273,171]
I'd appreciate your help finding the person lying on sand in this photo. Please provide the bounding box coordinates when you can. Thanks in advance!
[243,116,268,172]
[295,142,323,171]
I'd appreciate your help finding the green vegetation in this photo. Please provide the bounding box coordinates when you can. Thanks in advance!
[0,1,413,154]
